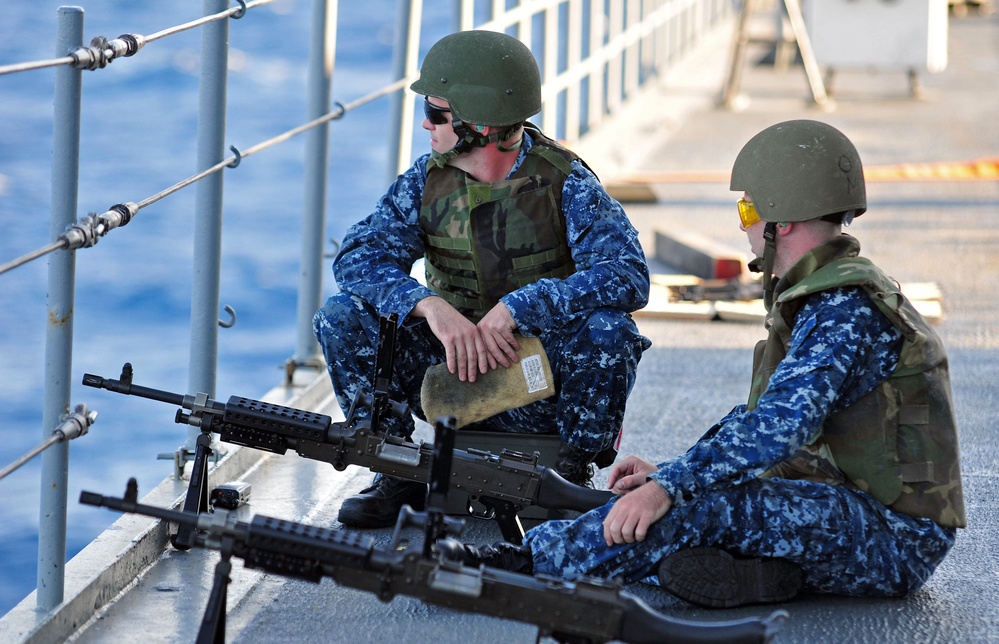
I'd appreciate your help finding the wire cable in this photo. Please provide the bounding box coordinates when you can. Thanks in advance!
[0,0,278,76]
[0,77,418,275]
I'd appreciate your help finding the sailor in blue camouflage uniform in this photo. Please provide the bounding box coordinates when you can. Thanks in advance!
[313,30,650,529]
[443,120,966,608]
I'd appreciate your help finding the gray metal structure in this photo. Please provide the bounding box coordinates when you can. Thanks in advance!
[38,7,85,611]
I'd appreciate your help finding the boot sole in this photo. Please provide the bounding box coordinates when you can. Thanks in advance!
[658,547,802,608]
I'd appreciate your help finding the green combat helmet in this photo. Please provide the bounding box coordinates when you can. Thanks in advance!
[411,30,542,166]
[730,119,866,223]
[730,120,867,306]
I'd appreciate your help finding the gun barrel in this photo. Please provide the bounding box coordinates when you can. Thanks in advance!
[79,489,196,527]
[82,372,187,407]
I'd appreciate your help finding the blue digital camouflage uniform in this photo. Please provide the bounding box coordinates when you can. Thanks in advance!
[524,286,957,597]
[313,133,651,452]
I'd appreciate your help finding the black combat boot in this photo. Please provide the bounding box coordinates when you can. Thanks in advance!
[336,474,427,529]
[435,537,534,574]
[657,547,803,608]
[555,442,598,488]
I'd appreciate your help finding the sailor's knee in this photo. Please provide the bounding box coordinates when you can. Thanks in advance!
[573,309,649,362]
[314,293,372,349]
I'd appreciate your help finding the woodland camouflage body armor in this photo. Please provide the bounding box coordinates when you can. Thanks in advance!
[748,235,966,529]
[419,127,577,321]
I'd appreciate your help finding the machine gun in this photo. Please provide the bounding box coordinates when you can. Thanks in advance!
[82,315,613,547]
[80,418,787,644]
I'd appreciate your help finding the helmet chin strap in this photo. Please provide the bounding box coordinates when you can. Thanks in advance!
[760,221,779,313]
[428,119,522,169]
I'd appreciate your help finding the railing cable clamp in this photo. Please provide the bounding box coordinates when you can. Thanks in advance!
[113,33,146,58]
[56,403,99,442]
[69,33,145,71]
[58,202,138,250]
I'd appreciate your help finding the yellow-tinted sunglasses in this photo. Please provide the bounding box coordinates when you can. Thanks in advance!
[737,197,761,228]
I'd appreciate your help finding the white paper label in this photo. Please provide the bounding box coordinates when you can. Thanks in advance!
[520,354,549,394]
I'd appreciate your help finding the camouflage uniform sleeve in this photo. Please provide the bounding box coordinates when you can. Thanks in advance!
[332,155,438,323]
[648,287,903,505]
[500,160,651,335]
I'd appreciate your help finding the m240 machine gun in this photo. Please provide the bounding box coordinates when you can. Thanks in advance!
[80,418,787,644]
[82,315,612,548]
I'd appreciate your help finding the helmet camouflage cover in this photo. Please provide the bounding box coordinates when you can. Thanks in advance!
[730,119,867,223]
[410,30,542,128]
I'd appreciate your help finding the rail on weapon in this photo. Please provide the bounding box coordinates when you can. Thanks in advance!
[80,417,787,644]
[81,314,614,547]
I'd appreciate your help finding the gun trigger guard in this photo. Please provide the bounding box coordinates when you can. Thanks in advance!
[466,496,496,520]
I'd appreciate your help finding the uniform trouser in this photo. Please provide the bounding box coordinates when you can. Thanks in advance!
[312,292,651,453]
[524,477,956,598]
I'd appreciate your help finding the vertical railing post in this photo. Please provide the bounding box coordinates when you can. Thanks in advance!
[510,0,534,124]
[624,0,641,97]
[458,0,473,31]
[188,0,230,404]
[38,5,84,611]
[541,1,559,136]
[387,0,422,184]
[565,0,583,144]
[294,0,338,369]
[607,0,624,115]
[588,0,606,133]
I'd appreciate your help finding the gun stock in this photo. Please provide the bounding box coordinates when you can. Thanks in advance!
[80,479,786,644]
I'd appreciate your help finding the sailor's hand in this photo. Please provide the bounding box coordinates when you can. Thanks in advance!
[477,303,520,371]
[602,480,671,546]
[607,456,658,494]
[414,296,486,382]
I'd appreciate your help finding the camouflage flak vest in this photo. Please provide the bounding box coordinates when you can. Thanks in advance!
[419,126,577,322]
[748,235,966,529]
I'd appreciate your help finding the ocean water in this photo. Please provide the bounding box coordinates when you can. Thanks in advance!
[0,0,453,615]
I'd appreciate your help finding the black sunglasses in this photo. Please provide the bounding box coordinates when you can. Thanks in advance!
[423,97,451,125]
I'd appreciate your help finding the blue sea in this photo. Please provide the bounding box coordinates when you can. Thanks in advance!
[0,0,455,615]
